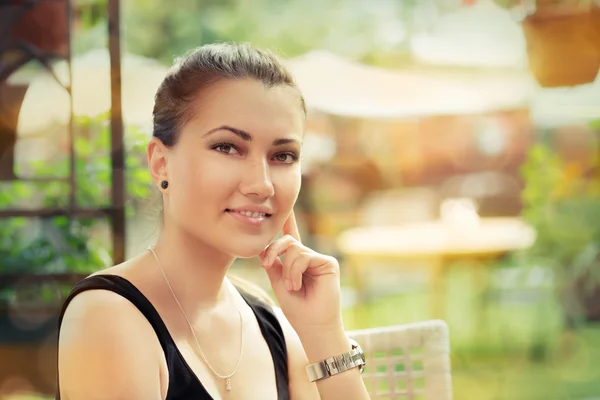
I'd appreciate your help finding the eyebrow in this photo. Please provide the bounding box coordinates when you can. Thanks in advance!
[204,125,302,146]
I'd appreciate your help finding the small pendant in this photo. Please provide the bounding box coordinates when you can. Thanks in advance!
[225,377,232,391]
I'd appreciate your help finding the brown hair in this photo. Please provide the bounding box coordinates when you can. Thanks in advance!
[152,42,305,307]
[153,42,306,147]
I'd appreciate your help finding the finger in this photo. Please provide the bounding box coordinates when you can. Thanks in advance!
[280,244,304,290]
[258,248,271,266]
[287,252,331,291]
[282,210,301,242]
[289,252,312,291]
[260,239,287,268]
[262,235,301,267]
[263,256,283,287]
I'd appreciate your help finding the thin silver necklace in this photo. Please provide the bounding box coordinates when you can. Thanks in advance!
[147,246,244,392]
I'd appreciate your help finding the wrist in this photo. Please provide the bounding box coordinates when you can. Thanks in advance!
[296,325,351,363]
[293,316,344,339]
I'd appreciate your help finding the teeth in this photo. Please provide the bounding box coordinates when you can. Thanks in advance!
[235,210,266,218]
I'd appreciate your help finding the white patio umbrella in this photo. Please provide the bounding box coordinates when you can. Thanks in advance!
[284,50,534,119]
[12,48,169,138]
[531,75,600,127]
[410,0,528,68]
[8,49,168,168]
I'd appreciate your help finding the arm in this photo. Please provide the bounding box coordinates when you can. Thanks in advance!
[262,212,370,399]
[275,308,369,400]
[58,290,166,400]
[274,307,321,400]
[295,325,370,400]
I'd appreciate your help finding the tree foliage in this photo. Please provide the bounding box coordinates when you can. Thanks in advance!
[75,0,419,65]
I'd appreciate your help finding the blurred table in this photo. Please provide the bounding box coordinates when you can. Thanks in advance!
[337,217,537,320]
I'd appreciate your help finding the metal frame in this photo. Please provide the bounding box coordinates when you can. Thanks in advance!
[0,0,126,289]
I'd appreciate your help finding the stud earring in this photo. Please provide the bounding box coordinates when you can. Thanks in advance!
[160,180,168,189]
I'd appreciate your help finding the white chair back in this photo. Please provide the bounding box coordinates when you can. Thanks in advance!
[349,320,452,399]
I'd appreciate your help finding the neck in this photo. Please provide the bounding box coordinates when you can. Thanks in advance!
[149,223,236,315]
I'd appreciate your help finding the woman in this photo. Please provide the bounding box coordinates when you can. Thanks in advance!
[57,42,370,400]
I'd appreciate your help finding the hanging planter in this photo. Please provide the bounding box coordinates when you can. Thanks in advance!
[8,0,71,55]
[488,0,600,87]
[522,3,600,87]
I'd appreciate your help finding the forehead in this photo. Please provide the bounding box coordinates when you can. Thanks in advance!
[187,78,305,137]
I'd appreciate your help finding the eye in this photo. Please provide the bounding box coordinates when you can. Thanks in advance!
[273,152,298,164]
[212,142,240,155]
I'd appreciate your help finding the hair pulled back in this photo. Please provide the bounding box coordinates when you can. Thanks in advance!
[153,42,306,148]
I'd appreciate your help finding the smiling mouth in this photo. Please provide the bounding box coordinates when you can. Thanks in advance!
[225,209,272,218]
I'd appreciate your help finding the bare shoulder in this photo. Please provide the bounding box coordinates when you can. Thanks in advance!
[58,289,165,400]
[273,307,321,400]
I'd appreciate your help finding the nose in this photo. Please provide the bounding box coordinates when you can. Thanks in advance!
[239,158,275,199]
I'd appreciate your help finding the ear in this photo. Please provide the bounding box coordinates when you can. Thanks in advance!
[148,137,169,188]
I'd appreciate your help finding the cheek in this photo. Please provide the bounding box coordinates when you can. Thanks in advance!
[274,170,301,209]
[186,169,238,208]
[169,155,228,208]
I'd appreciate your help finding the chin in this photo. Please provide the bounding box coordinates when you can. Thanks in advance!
[229,247,265,259]
[223,237,273,259]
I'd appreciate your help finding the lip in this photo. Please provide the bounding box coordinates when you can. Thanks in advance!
[226,208,271,226]
[226,205,273,215]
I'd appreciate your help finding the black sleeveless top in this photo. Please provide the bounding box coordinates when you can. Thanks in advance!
[55,275,290,399]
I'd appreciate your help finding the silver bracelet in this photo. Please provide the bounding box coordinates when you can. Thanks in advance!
[305,338,366,382]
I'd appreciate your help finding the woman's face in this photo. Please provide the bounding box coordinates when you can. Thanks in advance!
[154,78,305,258]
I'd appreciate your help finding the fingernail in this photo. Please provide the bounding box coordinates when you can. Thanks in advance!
[260,253,270,266]
[285,279,292,291]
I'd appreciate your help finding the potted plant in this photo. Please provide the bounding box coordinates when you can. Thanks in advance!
[490,0,600,87]
[8,0,71,54]
[520,120,600,327]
